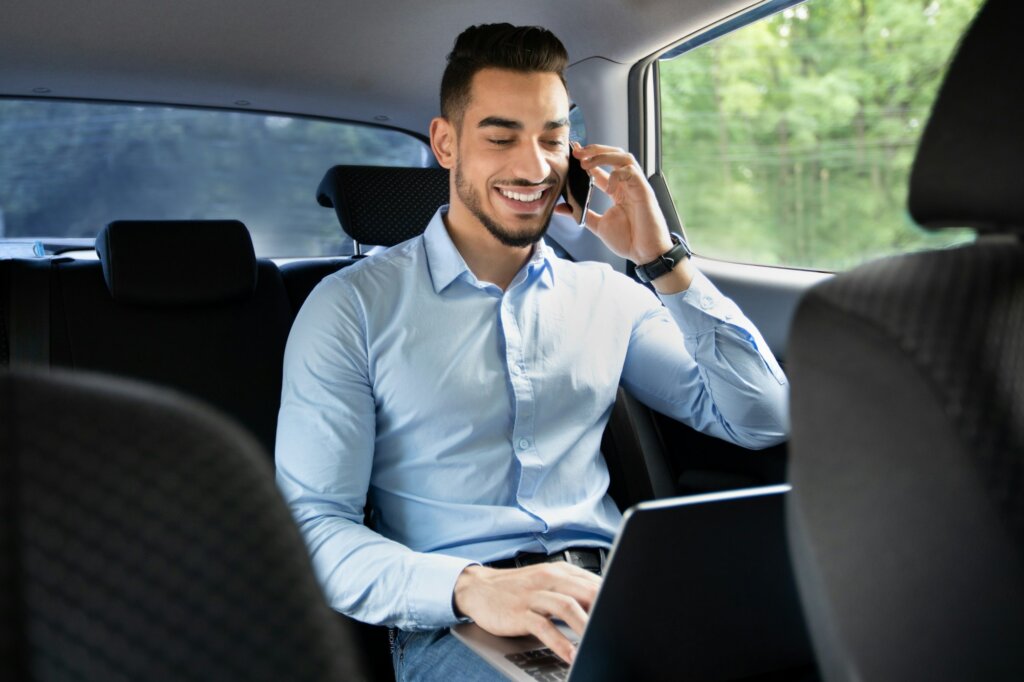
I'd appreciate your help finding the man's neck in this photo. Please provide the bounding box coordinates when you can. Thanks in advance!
[443,206,535,291]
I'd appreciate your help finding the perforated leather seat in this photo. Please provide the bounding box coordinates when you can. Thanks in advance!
[786,1,1024,678]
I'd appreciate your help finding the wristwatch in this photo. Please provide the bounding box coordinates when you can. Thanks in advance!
[634,232,692,283]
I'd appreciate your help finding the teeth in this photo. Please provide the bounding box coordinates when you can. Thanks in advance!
[500,188,544,202]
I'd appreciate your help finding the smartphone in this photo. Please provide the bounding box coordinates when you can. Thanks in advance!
[561,146,593,227]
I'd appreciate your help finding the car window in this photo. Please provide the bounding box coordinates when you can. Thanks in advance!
[0,99,432,257]
[659,0,983,271]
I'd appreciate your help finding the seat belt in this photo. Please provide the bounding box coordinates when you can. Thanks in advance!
[8,258,53,369]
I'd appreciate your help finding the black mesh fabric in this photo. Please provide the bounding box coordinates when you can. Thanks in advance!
[95,221,258,306]
[909,0,1024,232]
[810,240,1024,537]
[316,166,449,247]
[1,369,367,681]
[0,260,10,367]
[786,240,1024,680]
[47,260,291,455]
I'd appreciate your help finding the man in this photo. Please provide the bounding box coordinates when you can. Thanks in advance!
[276,23,787,681]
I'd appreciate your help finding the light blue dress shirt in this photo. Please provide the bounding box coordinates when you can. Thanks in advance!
[275,208,787,631]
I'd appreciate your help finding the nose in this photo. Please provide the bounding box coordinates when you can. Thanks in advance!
[511,139,553,185]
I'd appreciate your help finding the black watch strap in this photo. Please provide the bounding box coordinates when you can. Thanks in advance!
[634,232,692,283]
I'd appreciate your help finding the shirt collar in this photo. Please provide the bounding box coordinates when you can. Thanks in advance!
[423,206,557,294]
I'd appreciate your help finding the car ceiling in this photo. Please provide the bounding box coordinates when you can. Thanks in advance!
[2,0,761,136]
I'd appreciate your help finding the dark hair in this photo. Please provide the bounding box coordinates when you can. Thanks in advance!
[440,24,569,127]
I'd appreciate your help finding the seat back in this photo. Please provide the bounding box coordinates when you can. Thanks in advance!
[0,368,366,681]
[47,220,292,454]
[278,165,450,315]
[786,1,1024,679]
[316,165,449,249]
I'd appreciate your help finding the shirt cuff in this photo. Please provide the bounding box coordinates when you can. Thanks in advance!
[407,553,480,629]
[658,269,745,336]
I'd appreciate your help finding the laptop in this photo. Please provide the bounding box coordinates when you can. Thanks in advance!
[452,485,815,681]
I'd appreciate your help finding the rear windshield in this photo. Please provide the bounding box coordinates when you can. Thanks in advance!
[0,99,433,257]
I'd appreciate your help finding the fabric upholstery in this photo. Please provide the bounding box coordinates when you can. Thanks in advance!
[0,260,9,367]
[909,0,1024,232]
[808,244,1024,533]
[48,259,292,454]
[0,369,366,681]
[317,166,449,246]
[787,246,1024,680]
[96,220,258,305]
[279,258,358,314]
[787,2,1024,678]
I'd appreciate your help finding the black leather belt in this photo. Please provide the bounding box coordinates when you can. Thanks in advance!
[485,547,608,575]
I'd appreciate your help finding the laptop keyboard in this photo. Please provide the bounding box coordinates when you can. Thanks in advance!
[505,648,571,681]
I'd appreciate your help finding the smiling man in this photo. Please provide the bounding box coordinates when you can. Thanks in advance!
[276,24,788,681]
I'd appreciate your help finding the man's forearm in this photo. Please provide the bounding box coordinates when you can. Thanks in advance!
[288,499,475,629]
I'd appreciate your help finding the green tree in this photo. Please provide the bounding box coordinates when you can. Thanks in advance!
[660,0,982,271]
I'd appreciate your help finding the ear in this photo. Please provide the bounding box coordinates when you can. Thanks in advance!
[430,116,457,169]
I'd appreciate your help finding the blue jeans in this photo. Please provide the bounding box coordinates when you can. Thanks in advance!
[391,627,506,681]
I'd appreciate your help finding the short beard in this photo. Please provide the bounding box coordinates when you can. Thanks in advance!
[454,164,555,248]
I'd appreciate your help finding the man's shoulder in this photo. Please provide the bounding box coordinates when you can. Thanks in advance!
[297,235,427,322]
[319,235,426,293]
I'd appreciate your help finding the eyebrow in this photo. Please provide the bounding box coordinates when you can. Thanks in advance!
[477,116,570,131]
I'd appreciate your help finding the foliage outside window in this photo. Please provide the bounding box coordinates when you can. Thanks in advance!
[660,0,982,271]
[0,101,431,257]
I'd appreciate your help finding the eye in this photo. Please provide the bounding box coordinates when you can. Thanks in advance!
[545,139,567,148]
[488,138,513,146]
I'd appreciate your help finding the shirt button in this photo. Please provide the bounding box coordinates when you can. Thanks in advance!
[518,438,530,450]
[700,295,715,310]
[511,364,522,376]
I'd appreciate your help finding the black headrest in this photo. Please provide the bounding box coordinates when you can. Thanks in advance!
[909,0,1023,233]
[317,165,450,246]
[95,220,258,305]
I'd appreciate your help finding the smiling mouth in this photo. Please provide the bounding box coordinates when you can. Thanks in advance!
[493,185,553,212]
[498,187,546,202]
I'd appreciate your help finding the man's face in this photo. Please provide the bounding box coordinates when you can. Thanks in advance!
[448,68,571,248]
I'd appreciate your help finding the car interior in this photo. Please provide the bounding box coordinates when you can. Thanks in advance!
[1,0,1020,680]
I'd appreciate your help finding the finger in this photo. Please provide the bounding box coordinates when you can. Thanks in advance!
[606,166,645,199]
[545,576,601,613]
[533,561,604,587]
[579,151,638,172]
[576,143,627,157]
[532,565,602,611]
[587,164,611,193]
[525,612,578,664]
[530,591,589,636]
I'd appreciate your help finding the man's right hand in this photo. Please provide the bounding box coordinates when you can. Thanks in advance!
[453,562,602,664]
